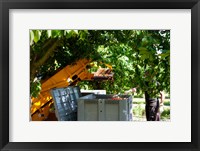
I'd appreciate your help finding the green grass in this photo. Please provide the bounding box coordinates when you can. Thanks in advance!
[163,99,170,106]
[132,104,145,117]
[161,108,170,119]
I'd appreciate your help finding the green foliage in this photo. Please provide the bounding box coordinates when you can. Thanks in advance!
[30,80,41,98]
[132,104,145,117]
[30,30,170,98]
[33,30,41,43]
[161,108,170,119]
[164,100,170,106]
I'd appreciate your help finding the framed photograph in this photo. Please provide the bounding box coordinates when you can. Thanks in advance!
[0,0,199,151]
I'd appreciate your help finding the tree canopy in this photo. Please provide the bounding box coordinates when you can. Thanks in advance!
[30,30,170,98]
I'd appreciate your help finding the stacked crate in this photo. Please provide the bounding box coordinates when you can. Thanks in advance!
[78,94,133,121]
[50,86,81,121]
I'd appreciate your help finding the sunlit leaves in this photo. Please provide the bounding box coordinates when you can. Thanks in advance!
[30,30,80,45]
[30,80,41,98]
[30,30,170,98]
[66,30,78,39]
[159,50,170,59]
[30,30,42,45]
[47,30,52,38]
[30,30,34,45]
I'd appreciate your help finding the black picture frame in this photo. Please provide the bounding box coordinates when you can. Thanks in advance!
[0,0,199,151]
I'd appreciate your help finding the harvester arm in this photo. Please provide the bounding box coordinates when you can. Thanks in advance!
[31,59,114,121]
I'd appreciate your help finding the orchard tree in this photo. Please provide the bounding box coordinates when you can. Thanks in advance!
[30,30,107,97]
[30,30,170,121]
[78,30,170,96]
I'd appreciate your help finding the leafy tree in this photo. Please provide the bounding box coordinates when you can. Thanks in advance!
[30,30,170,120]
[78,30,170,97]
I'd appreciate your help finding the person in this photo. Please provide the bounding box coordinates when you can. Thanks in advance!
[124,88,137,94]
[159,91,165,114]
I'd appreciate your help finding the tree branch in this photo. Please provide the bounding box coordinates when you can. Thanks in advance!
[30,38,60,81]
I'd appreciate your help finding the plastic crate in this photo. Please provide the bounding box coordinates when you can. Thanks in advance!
[78,94,133,121]
[57,112,77,121]
[51,86,82,121]
[71,86,82,100]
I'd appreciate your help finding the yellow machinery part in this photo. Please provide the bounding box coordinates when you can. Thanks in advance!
[31,59,94,121]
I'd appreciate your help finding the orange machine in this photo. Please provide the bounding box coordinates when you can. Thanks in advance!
[31,59,113,121]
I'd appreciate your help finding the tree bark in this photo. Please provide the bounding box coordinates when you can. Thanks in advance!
[145,91,160,121]
[30,38,60,82]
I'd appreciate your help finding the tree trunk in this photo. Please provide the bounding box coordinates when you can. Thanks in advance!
[145,91,160,121]
[30,38,60,82]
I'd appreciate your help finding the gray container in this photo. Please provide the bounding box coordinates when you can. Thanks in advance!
[51,86,82,121]
[78,94,132,121]
[73,86,82,99]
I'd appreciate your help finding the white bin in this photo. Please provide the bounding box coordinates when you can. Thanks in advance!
[78,94,132,121]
